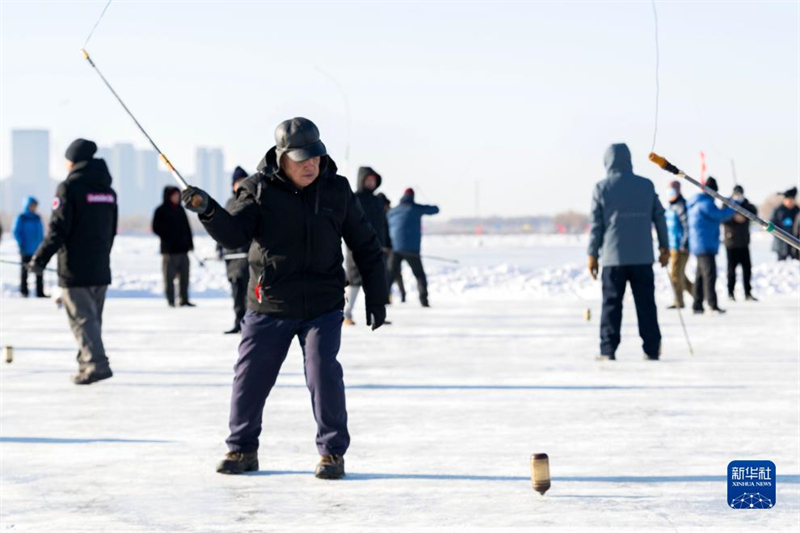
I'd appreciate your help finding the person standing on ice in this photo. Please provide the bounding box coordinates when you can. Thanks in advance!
[664,181,693,309]
[152,186,195,308]
[27,139,117,385]
[770,187,799,261]
[13,196,46,298]
[344,166,390,326]
[588,143,669,361]
[217,166,250,334]
[181,117,388,479]
[722,185,758,301]
[686,177,735,315]
[387,188,439,307]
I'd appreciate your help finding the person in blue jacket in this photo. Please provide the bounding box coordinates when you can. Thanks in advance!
[387,188,439,307]
[686,177,735,314]
[13,196,46,297]
[664,181,693,309]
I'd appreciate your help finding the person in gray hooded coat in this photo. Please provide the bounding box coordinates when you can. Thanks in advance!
[588,143,669,361]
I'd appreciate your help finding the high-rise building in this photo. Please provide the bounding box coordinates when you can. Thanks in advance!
[4,129,51,215]
[135,150,159,215]
[194,147,226,202]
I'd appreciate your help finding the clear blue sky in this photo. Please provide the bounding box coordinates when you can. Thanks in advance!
[1,1,798,217]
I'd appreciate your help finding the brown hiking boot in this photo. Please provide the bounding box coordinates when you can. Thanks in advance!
[216,452,259,474]
[315,454,345,479]
[72,368,113,385]
[343,317,356,326]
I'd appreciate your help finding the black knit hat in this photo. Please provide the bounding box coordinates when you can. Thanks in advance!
[705,177,719,192]
[733,185,744,195]
[65,138,97,163]
[231,166,248,185]
[783,187,797,199]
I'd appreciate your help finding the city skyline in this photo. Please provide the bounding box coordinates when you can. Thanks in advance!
[0,128,236,218]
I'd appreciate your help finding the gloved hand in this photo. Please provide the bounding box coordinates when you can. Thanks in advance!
[659,248,670,268]
[588,255,599,280]
[181,186,210,215]
[366,305,386,331]
[27,257,45,275]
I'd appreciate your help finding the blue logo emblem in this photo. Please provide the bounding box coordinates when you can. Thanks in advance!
[728,461,776,509]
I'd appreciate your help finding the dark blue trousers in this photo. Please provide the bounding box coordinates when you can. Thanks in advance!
[226,309,349,456]
[600,265,661,358]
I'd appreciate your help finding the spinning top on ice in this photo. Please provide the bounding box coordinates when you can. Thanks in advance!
[4,346,13,364]
[530,453,551,495]
[584,308,591,321]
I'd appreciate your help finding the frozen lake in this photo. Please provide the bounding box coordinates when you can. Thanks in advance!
[1,233,799,531]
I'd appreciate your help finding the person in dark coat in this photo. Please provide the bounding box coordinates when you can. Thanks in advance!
[792,210,800,261]
[386,188,439,307]
[771,187,799,261]
[687,177,735,314]
[723,185,758,301]
[218,166,251,334]
[378,193,406,303]
[13,196,46,297]
[181,117,388,480]
[664,181,693,309]
[588,143,669,361]
[344,166,389,325]
[152,186,194,307]
[28,138,118,385]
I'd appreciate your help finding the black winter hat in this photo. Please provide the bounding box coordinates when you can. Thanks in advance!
[275,117,327,164]
[231,166,248,185]
[783,187,797,199]
[705,177,719,192]
[733,185,744,195]
[65,138,97,163]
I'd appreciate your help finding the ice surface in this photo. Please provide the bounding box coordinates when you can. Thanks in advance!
[1,234,798,531]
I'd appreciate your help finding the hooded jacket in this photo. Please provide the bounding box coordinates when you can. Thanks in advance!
[32,159,118,287]
[687,193,735,256]
[13,197,44,256]
[345,167,389,287]
[387,191,439,254]
[722,197,757,249]
[588,144,668,266]
[771,204,800,256]
[152,186,194,254]
[198,149,388,319]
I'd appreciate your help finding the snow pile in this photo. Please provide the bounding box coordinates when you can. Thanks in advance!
[2,234,798,300]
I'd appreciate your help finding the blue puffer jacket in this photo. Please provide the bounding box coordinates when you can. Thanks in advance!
[687,193,735,256]
[387,193,439,253]
[13,197,44,256]
[665,196,689,252]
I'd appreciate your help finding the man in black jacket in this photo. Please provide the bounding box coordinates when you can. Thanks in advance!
[28,138,118,385]
[218,166,250,334]
[181,117,388,480]
[344,166,390,325]
[152,186,194,307]
[771,187,799,261]
[723,185,758,301]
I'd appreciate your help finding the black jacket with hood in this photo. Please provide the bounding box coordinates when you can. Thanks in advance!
[346,166,389,287]
[33,158,118,287]
[198,149,388,319]
[152,186,194,254]
[722,198,757,249]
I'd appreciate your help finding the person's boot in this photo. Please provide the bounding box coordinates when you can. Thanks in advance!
[728,292,736,301]
[745,294,758,302]
[72,367,113,385]
[315,455,345,479]
[224,326,241,335]
[709,307,727,315]
[180,301,196,307]
[596,354,616,361]
[343,317,356,326]
[216,452,259,474]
